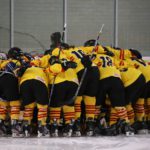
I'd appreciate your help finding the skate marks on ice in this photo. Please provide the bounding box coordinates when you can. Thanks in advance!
[0,135,149,150]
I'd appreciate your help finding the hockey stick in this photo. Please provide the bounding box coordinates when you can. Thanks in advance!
[62,23,67,43]
[48,23,67,106]
[66,24,105,105]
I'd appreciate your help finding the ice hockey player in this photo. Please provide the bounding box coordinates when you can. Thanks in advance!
[44,32,69,55]
[88,44,135,136]
[62,40,102,137]
[115,57,146,129]
[125,50,150,134]
[0,47,22,137]
[17,57,51,137]
[106,47,149,134]
[31,45,78,137]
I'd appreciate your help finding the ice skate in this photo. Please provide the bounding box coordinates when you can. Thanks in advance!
[62,120,74,137]
[85,118,95,136]
[103,124,118,136]
[132,121,148,134]
[23,121,31,137]
[0,119,7,136]
[94,118,107,136]
[50,119,59,137]
[121,122,135,136]
[11,120,24,138]
[37,121,50,138]
[147,121,150,133]
[73,118,81,137]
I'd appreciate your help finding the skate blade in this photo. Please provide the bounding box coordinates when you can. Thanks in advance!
[25,131,30,138]
[43,134,50,138]
[37,131,42,138]
[51,132,59,137]
[73,131,81,137]
[63,131,73,137]
[126,132,134,137]
[37,132,50,138]
[138,129,149,134]
[12,133,24,138]
[86,131,93,137]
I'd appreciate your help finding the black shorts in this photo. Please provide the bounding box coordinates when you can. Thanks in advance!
[20,79,49,106]
[96,76,125,107]
[144,81,150,99]
[125,74,146,105]
[49,81,78,107]
[77,66,99,96]
[0,73,19,101]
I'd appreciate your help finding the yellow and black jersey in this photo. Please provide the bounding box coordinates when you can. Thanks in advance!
[115,59,142,87]
[31,53,63,75]
[78,45,105,55]
[92,53,121,80]
[0,59,21,72]
[128,58,150,83]
[19,66,49,87]
[106,46,132,60]
[31,49,79,85]
[63,46,105,73]
[51,48,79,84]
[63,47,85,73]
[31,54,50,68]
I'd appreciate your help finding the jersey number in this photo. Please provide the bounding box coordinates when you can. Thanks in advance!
[100,56,113,67]
[72,50,85,59]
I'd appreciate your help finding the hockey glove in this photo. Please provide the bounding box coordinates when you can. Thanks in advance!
[129,49,142,59]
[49,56,61,65]
[17,66,28,77]
[81,55,92,68]
[105,50,114,57]
[61,60,77,71]
[5,62,17,73]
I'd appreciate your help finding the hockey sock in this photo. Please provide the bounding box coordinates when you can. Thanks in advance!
[37,104,48,126]
[95,105,101,119]
[84,96,96,120]
[105,97,111,117]
[0,101,8,120]
[23,103,35,124]
[126,104,135,125]
[115,106,129,123]
[109,107,118,126]
[75,96,83,120]
[50,107,61,124]
[134,98,145,121]
[63,105,75,124]
[144,100,148,121]
[147,98,150,121]
[10,100,21,120]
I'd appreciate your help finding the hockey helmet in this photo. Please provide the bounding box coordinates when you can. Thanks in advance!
[129,49,142,59]
[8,47,23,60]
[50,32,61,44]
[84,39,99,47]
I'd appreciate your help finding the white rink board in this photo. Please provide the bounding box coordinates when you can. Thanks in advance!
[0,135,149,150]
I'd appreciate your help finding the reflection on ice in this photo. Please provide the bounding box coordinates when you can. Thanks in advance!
[0,135,149,150]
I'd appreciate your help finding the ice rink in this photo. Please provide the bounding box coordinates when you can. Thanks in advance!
[0,134,150,150]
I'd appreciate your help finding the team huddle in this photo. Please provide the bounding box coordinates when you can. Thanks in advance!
[0,32,150,138]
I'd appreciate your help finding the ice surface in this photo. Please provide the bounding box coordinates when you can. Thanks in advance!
[0,135,149,150]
